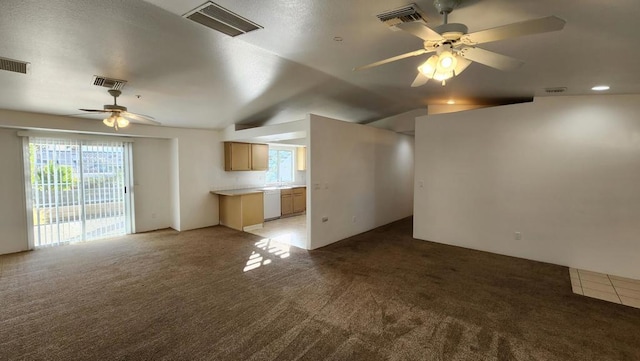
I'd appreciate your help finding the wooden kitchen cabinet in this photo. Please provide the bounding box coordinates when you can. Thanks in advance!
[296,147,306,171]
[224,142,268,171]
[281,187,306,216]
[219,192,264,231]
[281,189,293,216]
[225,142,251,171]
[293,187,306,213]
[251,144,269,171]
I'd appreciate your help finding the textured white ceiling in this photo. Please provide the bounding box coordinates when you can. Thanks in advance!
[1,0,639,129]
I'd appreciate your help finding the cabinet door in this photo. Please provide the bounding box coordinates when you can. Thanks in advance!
[251,144,269,170]
[292,187,306,213]
[293,193,305,213]
[296,147,306,171]
[225,142,251,171]
[242,193,264,228]
[281,194,293,215]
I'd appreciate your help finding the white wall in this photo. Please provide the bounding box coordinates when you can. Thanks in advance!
[308,114,414,249]
[132,138,172,232]
[414,95,640,279]
[0,129,29,254]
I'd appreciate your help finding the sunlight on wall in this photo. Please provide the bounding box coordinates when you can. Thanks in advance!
[243,238,291,272]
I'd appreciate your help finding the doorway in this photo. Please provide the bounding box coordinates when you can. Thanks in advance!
[27,137,133,247]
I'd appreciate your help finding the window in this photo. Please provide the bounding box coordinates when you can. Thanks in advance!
[266,149,293,183]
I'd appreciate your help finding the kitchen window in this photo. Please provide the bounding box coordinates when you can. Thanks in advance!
[266,149,293,184]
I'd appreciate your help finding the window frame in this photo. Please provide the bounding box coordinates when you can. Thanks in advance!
[266,146,296,184]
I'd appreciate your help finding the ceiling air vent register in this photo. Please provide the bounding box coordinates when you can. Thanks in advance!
[92,76,127,90]
[377,3,428,30]
[184,2,263,37]
[0,56,29,74]
[544,87,567,94]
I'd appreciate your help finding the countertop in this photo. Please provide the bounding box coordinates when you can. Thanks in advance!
[210,185,306,196]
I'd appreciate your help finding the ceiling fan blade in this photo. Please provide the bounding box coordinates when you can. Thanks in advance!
[396,22,444,42]
[78,108,109,113]
[458,47,524,71]
[122,111,161,125]
[454,57,473,75]
[462,16,566,45]
[354,49,429,71]
[411,72,429,87]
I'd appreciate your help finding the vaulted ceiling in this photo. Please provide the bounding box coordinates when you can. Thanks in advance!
[1,0,639,129]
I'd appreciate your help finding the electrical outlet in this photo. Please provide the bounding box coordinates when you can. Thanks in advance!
[515,232,522,240]
[322,216,328,222]
[151,213,156,219]
[352,216,357,223]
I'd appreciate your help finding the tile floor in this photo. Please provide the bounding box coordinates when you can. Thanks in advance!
[570,268,640,308]
[247,214,307,248]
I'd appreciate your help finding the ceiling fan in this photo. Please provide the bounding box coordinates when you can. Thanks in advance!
[79,89,160,130]
[354,0,566,87]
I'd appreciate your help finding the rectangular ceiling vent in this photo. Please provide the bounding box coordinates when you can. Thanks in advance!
[92,76,127,90]
[184,2,263,37]
[0,56,30,74]
[544,87,567,94]
[376,3,427,30]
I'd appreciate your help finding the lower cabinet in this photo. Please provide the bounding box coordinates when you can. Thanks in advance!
[219,192,264,231]
[293,187,306,213]
[281,187,306,216]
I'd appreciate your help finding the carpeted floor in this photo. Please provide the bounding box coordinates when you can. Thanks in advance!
[1,217,639,360]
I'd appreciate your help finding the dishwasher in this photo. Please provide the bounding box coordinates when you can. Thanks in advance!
[263,188,281,221]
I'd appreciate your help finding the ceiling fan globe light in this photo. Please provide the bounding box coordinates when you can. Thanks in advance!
[116,116,130,128]
[433,70,454,81]
[418,63,434,77]
[418,55,440,78]
[103,115,116,127]
[438,51,457,71]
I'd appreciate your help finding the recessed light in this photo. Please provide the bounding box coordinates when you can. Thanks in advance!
[446,100,455,105]
[591,85,610,91]
[333,36,343,42]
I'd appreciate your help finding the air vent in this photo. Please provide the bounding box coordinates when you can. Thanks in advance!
[376,3,427,30]
[0,57,29,74]
[92,76,127,90]
[544,87,567,94]
[184,2,262,37]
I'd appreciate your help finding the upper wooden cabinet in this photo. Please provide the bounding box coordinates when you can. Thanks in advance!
[225,142,251,171]
[224,142,268,171]
[251,144,268,171]
[296,147,306,171]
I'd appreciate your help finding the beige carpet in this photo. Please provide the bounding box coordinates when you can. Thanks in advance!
[1,218,639,360]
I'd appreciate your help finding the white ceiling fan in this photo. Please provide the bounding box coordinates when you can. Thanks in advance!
[79,89,160,130]
[355,0,566,87]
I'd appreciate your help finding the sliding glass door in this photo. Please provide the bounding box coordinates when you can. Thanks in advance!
[28,137,133,247]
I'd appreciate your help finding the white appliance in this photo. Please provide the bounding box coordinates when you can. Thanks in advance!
[263,188,281,220]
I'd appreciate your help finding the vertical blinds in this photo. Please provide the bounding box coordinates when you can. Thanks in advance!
[29,137,127,247]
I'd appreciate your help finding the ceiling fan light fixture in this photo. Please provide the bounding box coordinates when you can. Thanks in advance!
[116,116,129,128]
[438,51,457,70]
[103,114,116,127]
[418,55,439,77]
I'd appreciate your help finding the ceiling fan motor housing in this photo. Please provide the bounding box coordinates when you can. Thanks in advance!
[104,104,127,112]
[105,89,127,112]
[435,23,468,40]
